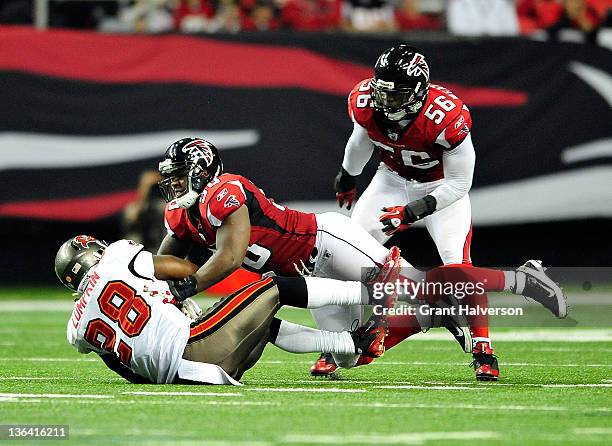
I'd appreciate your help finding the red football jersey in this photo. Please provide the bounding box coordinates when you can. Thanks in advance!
[164,173,318,276]
[348,79,472,183]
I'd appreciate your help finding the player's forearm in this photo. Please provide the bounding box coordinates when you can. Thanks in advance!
[341,122,374,176]
[193,249,242,292]
[430,134,475,210]
[152,255,198,280]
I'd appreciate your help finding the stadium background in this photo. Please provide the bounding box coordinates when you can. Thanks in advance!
[0,26,611,287]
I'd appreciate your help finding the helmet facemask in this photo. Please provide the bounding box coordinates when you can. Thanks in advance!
[158,139,223,209]
[158,159,193,206]
[371,78,427,122]
[372,45,430,122]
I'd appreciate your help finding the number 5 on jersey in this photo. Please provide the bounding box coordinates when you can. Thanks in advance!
[424,95,456,124]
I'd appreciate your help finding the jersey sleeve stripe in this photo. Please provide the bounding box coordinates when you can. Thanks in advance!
[206,203,223,227]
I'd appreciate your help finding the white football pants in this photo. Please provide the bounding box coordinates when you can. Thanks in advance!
[351,164,473,265]
[310,211,418,368]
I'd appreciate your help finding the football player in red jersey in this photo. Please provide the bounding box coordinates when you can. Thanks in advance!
[332,44,494,380]
[156,137,567,378]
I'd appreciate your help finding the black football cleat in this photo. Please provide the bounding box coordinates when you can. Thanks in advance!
[428,296,472,353]
[471,341,499,381]
[310,353,338,377]
[351,317,388,358]
[515,260,567,318]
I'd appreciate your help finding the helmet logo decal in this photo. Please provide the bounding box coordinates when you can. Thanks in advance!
[377,53,389,67]
[402,53,429,80]
[73,235,96,249]
[184,139,214,168]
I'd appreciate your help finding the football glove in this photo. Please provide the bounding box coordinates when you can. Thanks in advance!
[334,168,357,210]
[166,275,198,302]
[179,298,203,321]
[379,196,437,236]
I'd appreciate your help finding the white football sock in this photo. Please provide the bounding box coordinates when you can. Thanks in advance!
[272,320,355,354]
[304,277,365,308]
[503,270,517,292]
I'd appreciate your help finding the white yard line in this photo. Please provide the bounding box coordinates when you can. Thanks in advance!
[0,394,608,414]
[70,400,281,407]
[541,383,612,388]
[123,391,242,397]
[371,361,612,367]
[246,387,366,393]
[374,385,488,390]
[376,383,612,390]
[0,377,72,380]
[573,428,612,435]
[0,358,98,362]
[0,393,112,399]
[335,402,610,413]
[282,431,499,445]
[0,397,41,403]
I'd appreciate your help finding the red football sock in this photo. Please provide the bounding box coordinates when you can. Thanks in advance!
[418,265,505,303]
[384,314,421,350]
[465,291,490,343]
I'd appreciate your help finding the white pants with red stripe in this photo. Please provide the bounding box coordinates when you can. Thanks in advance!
[351,164,472,265]
[310,211,418,368]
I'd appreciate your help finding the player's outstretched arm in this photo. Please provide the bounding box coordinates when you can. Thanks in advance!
[191,205,251,292]
[164,205,251,301]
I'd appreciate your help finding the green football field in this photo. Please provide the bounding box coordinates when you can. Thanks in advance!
[1,287,611,446]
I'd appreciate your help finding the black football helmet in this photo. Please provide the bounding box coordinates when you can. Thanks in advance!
[158,137,223,209]
[371,45,430,121]
[55,235,107,292]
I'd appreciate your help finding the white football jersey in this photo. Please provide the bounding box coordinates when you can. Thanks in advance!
[66,240,190,384]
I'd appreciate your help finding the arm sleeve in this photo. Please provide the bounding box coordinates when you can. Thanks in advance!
[429,133,475,210]
[341,122,375,176]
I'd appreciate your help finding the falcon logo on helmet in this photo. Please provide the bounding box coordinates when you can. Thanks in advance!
[372,45,430,122]
[158,137,224,209]
[403,53,429,79]
[184,139,215,167]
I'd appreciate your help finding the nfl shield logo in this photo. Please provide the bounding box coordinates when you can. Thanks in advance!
[389,133,398,141]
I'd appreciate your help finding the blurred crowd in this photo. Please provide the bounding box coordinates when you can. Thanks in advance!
[0,0,610,41]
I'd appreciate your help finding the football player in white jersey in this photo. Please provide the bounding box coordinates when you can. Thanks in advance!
[56,235,427,384]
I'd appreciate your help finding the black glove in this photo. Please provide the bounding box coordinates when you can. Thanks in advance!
[334,168,357,210]
[166,275,198,302]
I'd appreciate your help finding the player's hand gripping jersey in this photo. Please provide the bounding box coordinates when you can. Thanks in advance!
[67,240,191,383]
[164,173,318,276]
[348,80,472,183]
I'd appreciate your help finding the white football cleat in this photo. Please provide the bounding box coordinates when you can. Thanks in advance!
[515,260,568,318]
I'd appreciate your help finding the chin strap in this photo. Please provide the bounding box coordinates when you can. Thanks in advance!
[176,190,199,209]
